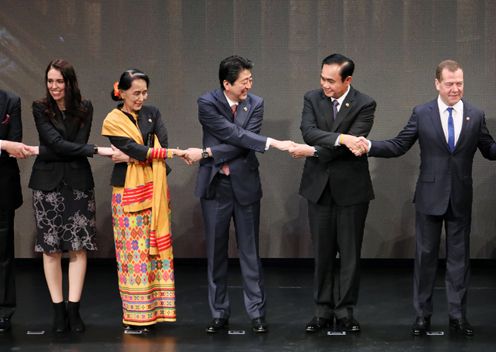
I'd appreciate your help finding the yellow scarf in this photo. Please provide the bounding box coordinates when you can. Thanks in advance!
[102,108,172,259]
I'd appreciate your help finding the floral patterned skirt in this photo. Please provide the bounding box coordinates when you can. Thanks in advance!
[33,184,97,253]
[112,187,176,325]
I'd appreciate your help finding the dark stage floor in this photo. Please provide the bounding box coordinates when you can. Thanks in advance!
[1,259,495,352]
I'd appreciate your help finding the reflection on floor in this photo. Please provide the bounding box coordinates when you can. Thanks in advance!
[1,259,495,352]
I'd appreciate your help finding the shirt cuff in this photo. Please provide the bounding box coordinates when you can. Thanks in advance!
[265,137,271,151]
[0,139,2,156]
[334,135,341,146]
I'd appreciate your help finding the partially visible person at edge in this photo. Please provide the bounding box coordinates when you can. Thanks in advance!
[0,89,37,332]
[28,59,113,333]
[102,69,186,332]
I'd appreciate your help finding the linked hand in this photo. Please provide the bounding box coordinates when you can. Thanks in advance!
[110,145,130,163]
[270,139,297,151]
[2,141,36,159]
[288,143,315,158]
[183,148,203,165]
[97,146,114,157]
[356,137,370,155]
[339,134,368,156]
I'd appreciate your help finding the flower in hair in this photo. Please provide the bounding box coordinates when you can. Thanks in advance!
[113,81,120,98]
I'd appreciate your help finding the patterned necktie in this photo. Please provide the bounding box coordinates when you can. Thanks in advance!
[231,104,238,119]
[332,99,339,120]
[447,107,455,152]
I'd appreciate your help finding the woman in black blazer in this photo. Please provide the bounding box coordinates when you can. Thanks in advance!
[29,59,112,333]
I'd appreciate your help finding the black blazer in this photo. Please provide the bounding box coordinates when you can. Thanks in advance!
[299,86,376,206]
[104,105,170,187]
[370,99,496,216]
[28,100,95,192]
[0,90,23,210]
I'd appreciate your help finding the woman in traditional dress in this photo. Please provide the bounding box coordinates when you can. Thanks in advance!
[102,69,184,331]
[29,59,113,333]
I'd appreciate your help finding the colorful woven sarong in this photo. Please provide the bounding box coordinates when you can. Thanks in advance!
[112,187,176,325]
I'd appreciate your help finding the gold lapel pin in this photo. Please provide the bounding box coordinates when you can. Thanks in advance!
[243,106,248,112]
[345,103,350,107]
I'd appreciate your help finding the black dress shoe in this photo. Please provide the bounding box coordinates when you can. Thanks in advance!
[0,317,11,332]
[205,318,228,333]
[305,317,330,333]
[449,317,473,336]
[412,316,431,336]
[252,317,268,333]
[336,316,360,333]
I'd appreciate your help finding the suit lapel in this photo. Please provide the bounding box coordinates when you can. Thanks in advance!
[235,100,250,127]
[427,101,450,152]
[455,100,471,151]
[331,87,355,132]
[318,91,334,131]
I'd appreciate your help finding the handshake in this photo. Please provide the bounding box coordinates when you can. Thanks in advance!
[286,135,371,159]
[1,141,38,158]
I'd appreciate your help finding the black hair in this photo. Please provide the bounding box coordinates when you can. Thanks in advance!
[321,53,355,82]
[111,69,150,101]
[218,55,253,90]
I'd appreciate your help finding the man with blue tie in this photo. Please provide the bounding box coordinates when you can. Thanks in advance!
[358,60,496,336]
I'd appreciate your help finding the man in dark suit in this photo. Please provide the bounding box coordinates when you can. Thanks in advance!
[186,55,293,334]
[289,54,376,333]
[358,60,496,336]
[0,89,32,332]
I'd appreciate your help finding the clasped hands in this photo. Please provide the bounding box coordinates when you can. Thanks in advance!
[287,135,371,159]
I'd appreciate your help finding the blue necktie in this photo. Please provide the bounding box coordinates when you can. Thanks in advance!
[447,107,455,152]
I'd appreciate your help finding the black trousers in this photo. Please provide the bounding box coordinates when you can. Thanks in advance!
[413,203,471,319]
[0,209,16,319]
[308,197,369,320]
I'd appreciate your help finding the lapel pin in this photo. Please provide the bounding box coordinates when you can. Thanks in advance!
[466,117,470,121]
[243,106,248,112]
[345,103,350,107]
[148,118,152,123]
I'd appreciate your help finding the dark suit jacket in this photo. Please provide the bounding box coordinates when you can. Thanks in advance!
[299,86,376,206]
[369,99,496,216]
[0,90,22,210]
[104,105,170,187]
[28,100,95,192]
[194,89,267,206]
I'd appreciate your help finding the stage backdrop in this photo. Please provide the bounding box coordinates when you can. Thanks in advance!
[1,0,496,258]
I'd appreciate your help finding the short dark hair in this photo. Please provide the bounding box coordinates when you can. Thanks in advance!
[218,55,253,90]
[436,60,462,81]
[321,53,355,82]
[111,69,150,101]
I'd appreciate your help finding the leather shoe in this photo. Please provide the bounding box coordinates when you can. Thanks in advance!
[0,317,11,332]
[412,316,431,336]
[336,316,360,333]
[205,318,228,333]
[252,317,268,333]
[449,317,473,336]
[305,316,330,333]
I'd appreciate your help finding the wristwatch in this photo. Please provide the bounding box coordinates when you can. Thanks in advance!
[313,147,319,158]
[93,145,98,155]
[201,148,209,159]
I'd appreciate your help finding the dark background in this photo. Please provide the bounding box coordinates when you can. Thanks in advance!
[1,0,495,258]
